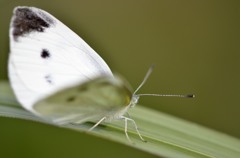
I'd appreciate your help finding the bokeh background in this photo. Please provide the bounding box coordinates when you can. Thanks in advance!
[0,1,239,158]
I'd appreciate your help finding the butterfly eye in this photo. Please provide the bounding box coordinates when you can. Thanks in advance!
[41,49,50,58]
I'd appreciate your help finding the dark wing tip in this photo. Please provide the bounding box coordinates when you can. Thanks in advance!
[11,6,55,40]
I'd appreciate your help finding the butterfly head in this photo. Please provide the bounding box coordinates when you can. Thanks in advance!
[129,95,140,108]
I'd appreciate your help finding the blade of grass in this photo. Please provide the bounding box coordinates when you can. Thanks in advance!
[0,81,240,158]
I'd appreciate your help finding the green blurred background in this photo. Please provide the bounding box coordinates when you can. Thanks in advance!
[0,0,239,158]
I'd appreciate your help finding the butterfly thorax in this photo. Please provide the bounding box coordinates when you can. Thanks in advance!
[104,94,139,121]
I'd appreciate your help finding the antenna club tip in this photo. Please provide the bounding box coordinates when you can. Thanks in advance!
[186,94,195,98]
[151,64,156,68]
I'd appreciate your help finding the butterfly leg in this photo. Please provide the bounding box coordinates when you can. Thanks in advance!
[124,116,131,142]
[88,117,106,131]
[121,116,147,142]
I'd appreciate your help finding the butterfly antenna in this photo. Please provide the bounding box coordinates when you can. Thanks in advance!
[133,65,195,98]
[137,93,195,98]
[133,64,155,95]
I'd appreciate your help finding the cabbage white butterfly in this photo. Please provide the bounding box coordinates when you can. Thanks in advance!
[8,6,194,142]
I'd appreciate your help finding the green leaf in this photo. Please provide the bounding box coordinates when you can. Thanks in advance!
[0,81,240,158]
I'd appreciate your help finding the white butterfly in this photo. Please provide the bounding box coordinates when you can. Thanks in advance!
[8,6,194,142]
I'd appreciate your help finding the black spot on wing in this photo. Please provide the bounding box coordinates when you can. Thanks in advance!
[99,81,111,86]
[12,7,54,40]
[66,96,76,102]
[45,74,53,85]
[41,49,50,59]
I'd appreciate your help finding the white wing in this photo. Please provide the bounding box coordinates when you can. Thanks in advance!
[8,6,113,111]
[33,76,133,124]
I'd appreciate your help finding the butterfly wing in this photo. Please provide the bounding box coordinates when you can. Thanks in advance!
[9,6,113,111]
[33,76,133,124]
